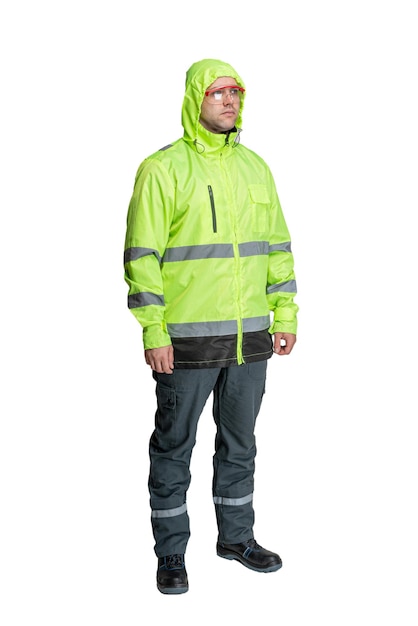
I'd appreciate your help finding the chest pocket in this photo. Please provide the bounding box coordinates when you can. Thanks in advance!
[249,184,269,232]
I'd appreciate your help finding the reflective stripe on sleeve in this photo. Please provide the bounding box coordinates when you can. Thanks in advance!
[267,280,297,294]
[124,247,162,264]
[128,292,165,308]
[269,242,292,253]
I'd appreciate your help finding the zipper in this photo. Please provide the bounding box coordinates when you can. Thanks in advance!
[219,152,244,365]
[208,185,217,233]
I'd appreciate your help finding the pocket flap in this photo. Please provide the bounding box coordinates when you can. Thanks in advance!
[248,184,269,204]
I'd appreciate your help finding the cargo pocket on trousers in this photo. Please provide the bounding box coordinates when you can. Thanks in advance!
[155,383,177,449]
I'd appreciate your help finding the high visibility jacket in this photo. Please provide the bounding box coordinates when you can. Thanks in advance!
[124,59,298,368]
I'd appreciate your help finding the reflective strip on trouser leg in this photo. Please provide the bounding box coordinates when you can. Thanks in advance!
[213,494,253,507]
[151,503,187,518]
[149,368,221,557]
[150,503,190,558]
[212,361,267,544]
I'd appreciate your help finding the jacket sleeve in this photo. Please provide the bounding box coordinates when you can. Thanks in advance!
[266,170,299,335]
[124,158,174,349]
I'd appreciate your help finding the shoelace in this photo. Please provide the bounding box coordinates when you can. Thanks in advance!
[166,554,183,569]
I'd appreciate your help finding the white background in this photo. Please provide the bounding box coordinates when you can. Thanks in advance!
[1,1,417,624]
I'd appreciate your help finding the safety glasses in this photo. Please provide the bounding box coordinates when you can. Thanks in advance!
[204,85,245,103]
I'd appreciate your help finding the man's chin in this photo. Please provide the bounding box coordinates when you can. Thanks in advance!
[219,118,238,132]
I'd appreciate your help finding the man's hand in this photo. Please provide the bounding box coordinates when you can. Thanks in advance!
[273,332,297,356]
[145,345,174,374]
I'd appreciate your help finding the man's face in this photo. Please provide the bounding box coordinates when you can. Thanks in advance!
[199,76,241,134]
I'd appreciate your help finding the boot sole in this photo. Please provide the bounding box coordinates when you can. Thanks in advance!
[157,583,189,594]
[217,549,282,573]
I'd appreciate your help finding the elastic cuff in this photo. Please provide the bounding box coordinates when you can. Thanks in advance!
[143,324,172,349]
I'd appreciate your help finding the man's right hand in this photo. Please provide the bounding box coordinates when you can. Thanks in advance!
[145,345,174,374]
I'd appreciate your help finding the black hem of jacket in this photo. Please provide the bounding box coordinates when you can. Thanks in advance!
[172,329,273,369]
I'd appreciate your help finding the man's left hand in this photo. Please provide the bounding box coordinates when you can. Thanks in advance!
[273,332,297,355]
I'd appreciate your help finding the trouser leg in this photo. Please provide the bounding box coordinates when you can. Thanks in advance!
[212,360,267,544]
[149,368,219,557]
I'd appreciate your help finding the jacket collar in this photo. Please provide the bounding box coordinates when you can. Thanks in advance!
[185,122,241,156]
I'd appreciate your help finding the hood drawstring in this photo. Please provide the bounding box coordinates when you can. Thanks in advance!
[193,139,205,154]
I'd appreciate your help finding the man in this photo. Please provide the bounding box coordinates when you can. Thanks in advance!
[124,59,298,594]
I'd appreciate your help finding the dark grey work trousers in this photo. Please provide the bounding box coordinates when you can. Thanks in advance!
[149,360,267,557]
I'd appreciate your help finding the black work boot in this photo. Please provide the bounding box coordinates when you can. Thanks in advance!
[156,554,188,594]
[217,538,282,572]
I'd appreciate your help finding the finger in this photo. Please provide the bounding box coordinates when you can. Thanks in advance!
[273,334,284,354]
[162,357,174,374]
[168,346,174,370]
[157,355,174,374]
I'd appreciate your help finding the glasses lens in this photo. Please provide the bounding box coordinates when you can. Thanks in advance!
[206,86,243,103]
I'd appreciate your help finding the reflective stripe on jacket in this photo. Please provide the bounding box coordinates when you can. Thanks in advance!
[124,59,298,368]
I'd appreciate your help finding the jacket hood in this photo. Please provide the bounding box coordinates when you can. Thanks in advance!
[181,58,246,146]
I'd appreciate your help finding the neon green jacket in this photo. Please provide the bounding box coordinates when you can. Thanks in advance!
[124,58,298,368]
